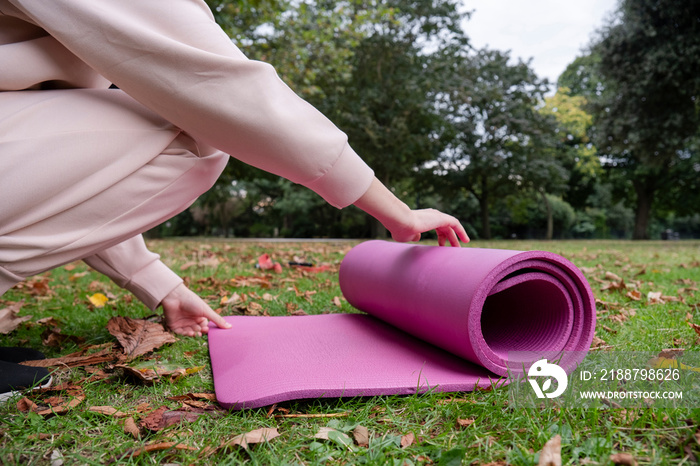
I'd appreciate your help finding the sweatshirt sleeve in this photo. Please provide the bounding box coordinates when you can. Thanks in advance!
[5,0,374,208]
[82,235,183,311]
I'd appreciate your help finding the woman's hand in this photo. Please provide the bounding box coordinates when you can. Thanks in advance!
[353,178,470,246]
[389,208,469,247]
[161,283,231,336]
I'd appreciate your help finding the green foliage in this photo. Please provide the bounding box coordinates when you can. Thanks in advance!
[507,193,576,239]
[436,47,555,239]
[588,0,700,238]
[557,54,604,100]
[167,1,700,240]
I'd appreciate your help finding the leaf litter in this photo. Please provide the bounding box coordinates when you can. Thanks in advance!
[5,240,698,463]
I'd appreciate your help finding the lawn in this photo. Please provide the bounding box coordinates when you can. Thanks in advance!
[1,239,699,465]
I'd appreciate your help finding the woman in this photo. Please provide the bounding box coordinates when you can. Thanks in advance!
[0,0,468,394]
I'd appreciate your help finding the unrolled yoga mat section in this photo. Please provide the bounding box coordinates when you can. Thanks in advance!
[209,240,596,410]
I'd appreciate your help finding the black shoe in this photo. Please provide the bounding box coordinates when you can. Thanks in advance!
[0,347,47,364]
[0,361,52,402]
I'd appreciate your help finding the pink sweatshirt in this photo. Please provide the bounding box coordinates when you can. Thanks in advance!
[0,0,374,308]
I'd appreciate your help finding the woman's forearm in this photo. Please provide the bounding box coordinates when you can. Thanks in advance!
[353,177,470,246]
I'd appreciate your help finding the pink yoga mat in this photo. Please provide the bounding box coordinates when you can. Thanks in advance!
[209,240,596,410]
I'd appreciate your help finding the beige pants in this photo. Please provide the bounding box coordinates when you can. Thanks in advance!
[0,88,228,296]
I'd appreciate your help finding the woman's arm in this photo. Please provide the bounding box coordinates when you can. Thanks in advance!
[353,178,469,247]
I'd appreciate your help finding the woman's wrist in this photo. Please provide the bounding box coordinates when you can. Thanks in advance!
[352,177,413,234]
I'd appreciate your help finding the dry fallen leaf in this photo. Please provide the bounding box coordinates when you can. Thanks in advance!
[0,301,31,334]
[139,406,168,432]
[87,293,109,308]
[591,336,607,348]
[689,323,700,338]
[647,291,663,304]
[223,427,280,450]
[626,290,642,301]
[89,406,128,418]
[457,418,475,428]
[353,425,369,447]
[20,345,117,368]
[107,316,177,358]
[538,434,562,466]
[166,392,217,403]
[610,453,637,466]
[122,417,141,439]
[119,442,197,460]
[115,362,199,384]
[18,388,85,417]
[42,328,85,348]
[400,432,415,448]
[69,271,88,281]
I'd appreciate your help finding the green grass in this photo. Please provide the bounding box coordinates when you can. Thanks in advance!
[1,239,699,465]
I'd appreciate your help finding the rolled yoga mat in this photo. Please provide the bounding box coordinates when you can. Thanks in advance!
[208,240,596,410]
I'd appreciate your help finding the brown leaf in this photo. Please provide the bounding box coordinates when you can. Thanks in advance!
[20,346,117,368]
[161,409,204,428]
[139,406,168,432]
[353,425,369,447]
[68,271,88,281]
[538,434,561,466]
[122,417,141,439]
[41,328,85,348]
[625,290,642,301]
[181,399,212,410]
[166,392,217,403]
[35,317,62,327]
[245,302,263,316]
[115,363,190,384]
[120,442,197,459]
[332,296,343,307]
[689,323,700,337]
[400,432,415,448]
[21,277,53,296]
[457,418,475,428]
[591,336,607,348]
[89,406,128,418]
[107,316,177,358]
[658,348,684,359]
[0,301,31,334]
[17,396,39,413]
[605,271,623,282]
[35,394,85,416]
[601,279,626,291]
[610,453,637,466]
[223,427,280,450]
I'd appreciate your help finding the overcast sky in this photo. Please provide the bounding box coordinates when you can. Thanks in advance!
[460,0,619,90]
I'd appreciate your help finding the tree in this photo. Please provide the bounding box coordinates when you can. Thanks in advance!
[436,48,554,239]
[539,87,601,213]
[327,0,469,236]
[203,1,469,238]
[590,0,700,239]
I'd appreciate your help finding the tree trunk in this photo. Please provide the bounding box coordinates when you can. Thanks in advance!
[479,195,491,240]
[540,190,553,240]
[478,177,492,240]
[632,179,654,240]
